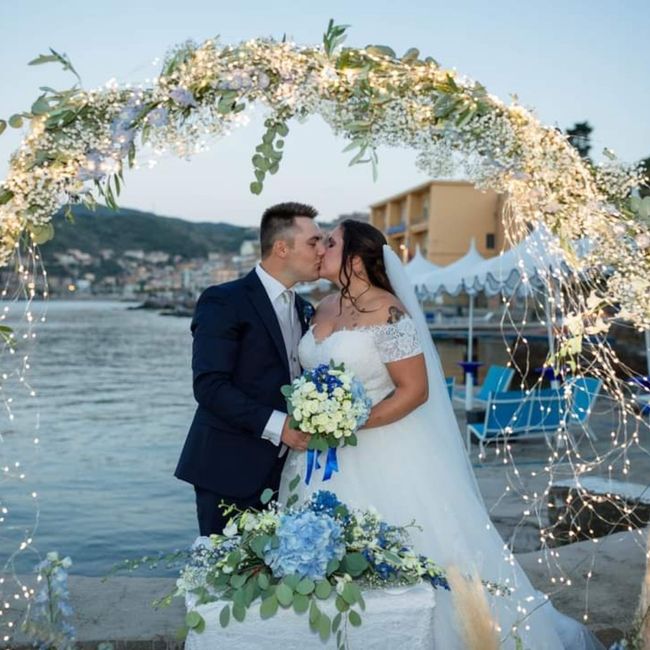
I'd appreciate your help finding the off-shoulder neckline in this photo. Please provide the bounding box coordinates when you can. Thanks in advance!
[309,318,412,346]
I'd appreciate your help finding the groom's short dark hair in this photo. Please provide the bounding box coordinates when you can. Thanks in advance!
[260,202,318,257]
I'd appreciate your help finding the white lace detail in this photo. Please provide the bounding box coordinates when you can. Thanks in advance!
[372,317,422,363]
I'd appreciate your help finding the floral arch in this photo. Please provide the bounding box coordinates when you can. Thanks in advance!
[0,20,649,645]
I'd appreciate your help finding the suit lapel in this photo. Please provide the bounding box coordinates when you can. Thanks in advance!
[244,270,290,376]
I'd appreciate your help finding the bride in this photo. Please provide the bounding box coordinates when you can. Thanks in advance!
[279,220,603,650]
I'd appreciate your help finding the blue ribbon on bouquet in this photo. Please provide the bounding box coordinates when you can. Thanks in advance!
[305,447,339,485]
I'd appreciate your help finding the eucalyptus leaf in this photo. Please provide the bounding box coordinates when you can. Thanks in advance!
[366,45,396,59]
[226,549,241,568]
[348,609,362,627]
[332,612,342,632]
[29,223,55,245]
[260,488,274,504]
[287,493,299,507]
[185,610,203,629]
[0,120,6,136]
[289,474,301,492]
[219,605,230,627]
[335,595,349,612]
[28,54,60,66]
[276,123,289,137]
[314,580,332,600]
[283,574,301,590]
[250,534,270,559]
[341,552,369,577]
[402,47,420,62]
[31,96,50,116]
[318,612,331,641]
[0,189,14,205]
[230,573,247,589]
[326,558,340,574]
[260,594,278,619]
[276,583,293,607]
[232,603,246,622]
[293,593,310,613]
[9,114,23,129]
[341,583,358,605]
[296,578,315,595]
[309,599,320,626]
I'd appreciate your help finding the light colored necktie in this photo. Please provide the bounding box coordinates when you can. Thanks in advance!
[279,290,298,379]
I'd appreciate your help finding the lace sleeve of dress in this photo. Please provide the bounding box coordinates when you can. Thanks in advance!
[373,316,423,363]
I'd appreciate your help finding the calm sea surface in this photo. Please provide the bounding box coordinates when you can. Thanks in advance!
[2,301,196,576]
[0,300,505,576]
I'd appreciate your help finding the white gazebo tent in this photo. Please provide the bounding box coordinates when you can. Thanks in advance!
[418,227,571,409]
[415,239,486,407]
[405,245,440,285]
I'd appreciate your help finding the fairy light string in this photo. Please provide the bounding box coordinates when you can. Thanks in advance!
[0,22,648,644]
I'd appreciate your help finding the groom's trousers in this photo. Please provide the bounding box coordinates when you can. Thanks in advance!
[194,457,285,536]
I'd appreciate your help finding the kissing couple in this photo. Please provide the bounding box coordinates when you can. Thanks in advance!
[175,201,602,649]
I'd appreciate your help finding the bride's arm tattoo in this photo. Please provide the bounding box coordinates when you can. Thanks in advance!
[387,306,405,324]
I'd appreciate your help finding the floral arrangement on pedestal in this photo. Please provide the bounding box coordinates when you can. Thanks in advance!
[169,486,451,647]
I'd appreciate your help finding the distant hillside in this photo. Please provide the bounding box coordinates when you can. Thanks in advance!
[40,205,255,262]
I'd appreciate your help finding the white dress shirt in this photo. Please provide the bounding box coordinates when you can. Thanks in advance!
[255,263,301,451]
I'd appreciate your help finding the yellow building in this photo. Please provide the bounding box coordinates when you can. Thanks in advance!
[369,180,507,264]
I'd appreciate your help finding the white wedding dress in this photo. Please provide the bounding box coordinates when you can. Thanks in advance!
[279,248,603,650]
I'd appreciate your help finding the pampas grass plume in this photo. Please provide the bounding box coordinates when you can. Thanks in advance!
[447,565,500,650]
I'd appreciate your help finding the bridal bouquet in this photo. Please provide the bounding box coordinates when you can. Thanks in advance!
[173,489,449,648]
[282,361,372,484]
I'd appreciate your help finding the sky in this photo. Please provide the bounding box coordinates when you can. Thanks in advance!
[0,0,648,226]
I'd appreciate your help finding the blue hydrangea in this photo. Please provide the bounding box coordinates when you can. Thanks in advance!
[308,491,342,516]
[146,106,169,127]
[77,150,106,181]
[264,510,345,580]
[110,103,140,155]
[170,87,197,107]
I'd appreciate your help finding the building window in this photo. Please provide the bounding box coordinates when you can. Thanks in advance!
[486,233,495,249]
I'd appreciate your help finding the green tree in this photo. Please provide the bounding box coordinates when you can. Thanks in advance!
[565,121,593,162]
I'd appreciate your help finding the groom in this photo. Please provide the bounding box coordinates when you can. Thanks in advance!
[175,202,325,535]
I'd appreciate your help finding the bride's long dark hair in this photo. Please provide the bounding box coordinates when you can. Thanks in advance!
[338,219,395,312]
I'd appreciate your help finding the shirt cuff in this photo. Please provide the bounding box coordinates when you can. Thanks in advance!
[261,410,286,446]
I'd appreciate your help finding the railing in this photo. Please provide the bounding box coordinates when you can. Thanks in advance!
[386,223,406,235]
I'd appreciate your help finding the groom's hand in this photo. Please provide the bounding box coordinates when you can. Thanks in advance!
[281,419,310,451]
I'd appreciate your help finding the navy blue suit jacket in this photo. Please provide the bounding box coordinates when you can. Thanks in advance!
[175,269,312,498]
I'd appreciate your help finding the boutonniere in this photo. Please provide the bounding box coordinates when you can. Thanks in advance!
[302,302,315,325]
